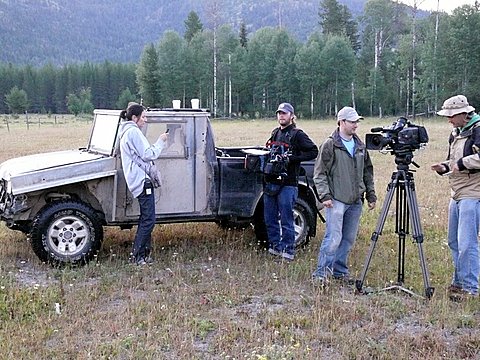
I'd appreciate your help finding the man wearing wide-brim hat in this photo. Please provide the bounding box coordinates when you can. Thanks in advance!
[432,94,480,300]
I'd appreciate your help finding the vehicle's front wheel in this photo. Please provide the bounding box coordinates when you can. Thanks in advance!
[29,200,103,266]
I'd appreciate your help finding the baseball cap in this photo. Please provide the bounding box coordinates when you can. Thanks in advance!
[337,106,363,122]
[437,95,475,117]
[276,102,294,114]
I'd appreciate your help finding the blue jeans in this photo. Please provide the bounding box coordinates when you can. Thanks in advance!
[313,199,363,278]
[448,198,480,294]
[263,184,298,256]
[133,180,156,261]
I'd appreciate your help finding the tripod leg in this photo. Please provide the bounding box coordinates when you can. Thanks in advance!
[356,172,399,293]
[395,179,407,285]
[404,175,435,299]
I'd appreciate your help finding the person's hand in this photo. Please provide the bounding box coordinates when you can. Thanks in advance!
[159,132,168,142]
[368,202,376,210]
[322,199,333,208]
[431,163,446,172]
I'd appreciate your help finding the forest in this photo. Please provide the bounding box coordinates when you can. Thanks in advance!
[1,0,479,118]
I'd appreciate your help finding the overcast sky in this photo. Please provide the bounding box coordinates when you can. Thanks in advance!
[399,0,476,13]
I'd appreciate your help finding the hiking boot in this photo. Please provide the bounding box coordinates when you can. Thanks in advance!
[448,286,478,302]
[312,276,329,289]
[447,284,463,294]
[333,275,355,286]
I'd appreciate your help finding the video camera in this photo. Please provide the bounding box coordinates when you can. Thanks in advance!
[365,117,429,153]
[263,144,291,177]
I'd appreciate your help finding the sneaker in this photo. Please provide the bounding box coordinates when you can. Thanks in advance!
[136,258,148,266]
[280,252,294,261]
[144,256,154,264]
[268,248,281,257]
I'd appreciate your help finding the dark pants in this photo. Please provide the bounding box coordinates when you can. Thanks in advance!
[132,180,155,261]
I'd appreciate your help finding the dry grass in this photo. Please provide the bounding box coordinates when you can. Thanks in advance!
[0,114,479,359]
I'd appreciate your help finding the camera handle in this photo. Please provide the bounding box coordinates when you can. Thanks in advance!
[355,167,435,299]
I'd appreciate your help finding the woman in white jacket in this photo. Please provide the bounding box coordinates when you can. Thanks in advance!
[119,103,168,265]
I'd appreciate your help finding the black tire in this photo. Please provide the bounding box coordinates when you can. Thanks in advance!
[253,196,316,249]
[29,200,103,266]
[293,197,315,248]
[253,201,268,249]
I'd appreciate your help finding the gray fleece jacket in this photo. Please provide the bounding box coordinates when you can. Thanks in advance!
[119,121,165,198]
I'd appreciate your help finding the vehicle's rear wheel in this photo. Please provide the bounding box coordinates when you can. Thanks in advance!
[29,200,103,266]
[253,196,316,249]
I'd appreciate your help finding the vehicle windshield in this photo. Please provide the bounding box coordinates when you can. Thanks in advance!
[88,111,121,155]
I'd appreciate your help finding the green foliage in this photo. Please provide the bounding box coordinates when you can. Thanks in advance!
[5,86,29,115]
[136,43,162,107]
[191,318,216,340]
[66,93,82,116]
[320,35,356,110]
[116,88,137,109]
[0,1,480,119]
[295,34,326,117]
[157,31,188,106]
[67,87,93,116]
[319,0,346,35]
[239,22,248,48]
[184,10,204,42]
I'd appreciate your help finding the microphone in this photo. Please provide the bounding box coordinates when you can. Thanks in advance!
[370,127,384,132]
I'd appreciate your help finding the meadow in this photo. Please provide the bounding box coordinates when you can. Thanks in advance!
[0,114,479,359]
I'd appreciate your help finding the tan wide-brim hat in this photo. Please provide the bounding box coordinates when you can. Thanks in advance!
[437,95,475,117]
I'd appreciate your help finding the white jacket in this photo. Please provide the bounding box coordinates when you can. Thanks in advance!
[119,121,165,198]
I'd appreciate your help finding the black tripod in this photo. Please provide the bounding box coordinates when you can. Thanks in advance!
[355,153,435,299]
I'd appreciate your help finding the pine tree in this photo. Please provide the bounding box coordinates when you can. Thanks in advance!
[319,0,359,53]
[5,86,29,115]
[239,21,248,48]
[319,0,344,35]
[136,43,162,107]
[184,11,203,42]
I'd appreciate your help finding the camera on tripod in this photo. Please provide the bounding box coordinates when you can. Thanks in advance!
[357,117,434,299]
[365,117,429,153]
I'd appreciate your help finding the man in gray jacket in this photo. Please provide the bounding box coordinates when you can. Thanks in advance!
[312,106,376,286]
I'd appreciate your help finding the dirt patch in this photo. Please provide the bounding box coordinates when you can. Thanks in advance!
[11,258,58,288]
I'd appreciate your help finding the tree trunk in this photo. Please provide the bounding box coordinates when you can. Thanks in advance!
[310,85,314,118]
[228,54,232,118]
[351,81,355,109]
[434,1,439,113]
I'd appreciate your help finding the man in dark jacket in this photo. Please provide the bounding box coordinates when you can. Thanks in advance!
[264,102,318,261]
[312,106,376,285]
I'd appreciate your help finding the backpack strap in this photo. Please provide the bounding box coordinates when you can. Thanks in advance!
[267,127,299,147]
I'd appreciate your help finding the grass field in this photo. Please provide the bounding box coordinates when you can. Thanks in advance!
[0,114,479,359]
